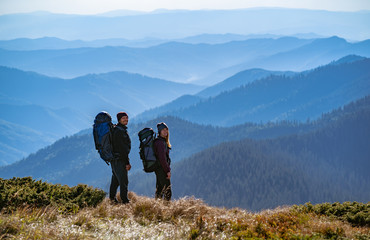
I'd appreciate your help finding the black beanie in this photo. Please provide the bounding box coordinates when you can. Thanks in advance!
[157,122,168,133]
[117,112,128,122]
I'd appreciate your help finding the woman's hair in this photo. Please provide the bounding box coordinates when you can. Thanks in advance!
[165,131,172,149]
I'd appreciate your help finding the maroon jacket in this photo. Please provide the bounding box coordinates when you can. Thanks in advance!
[154,137,171,173]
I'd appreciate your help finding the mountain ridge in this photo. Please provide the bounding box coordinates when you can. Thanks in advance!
[0,37,313,81]
[149,57,370,126]
[1,36,368,83]
[1,95,368,193]
[131,96,370,210]
[1,8,369,40]
[0,66,202,165]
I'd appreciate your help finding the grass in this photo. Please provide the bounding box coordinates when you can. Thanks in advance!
[1,192,369,239]
[0,177,369,239]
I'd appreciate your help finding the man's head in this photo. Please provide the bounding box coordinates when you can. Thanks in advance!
[117,112,129,125]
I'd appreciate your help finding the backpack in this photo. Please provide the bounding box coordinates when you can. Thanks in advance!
[93,111,116,165]
[138,128,159,172]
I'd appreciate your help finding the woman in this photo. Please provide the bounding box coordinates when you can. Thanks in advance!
[153,122,172,201]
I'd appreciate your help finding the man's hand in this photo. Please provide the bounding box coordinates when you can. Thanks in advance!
[167,172,171,179]
[126,164,131,171]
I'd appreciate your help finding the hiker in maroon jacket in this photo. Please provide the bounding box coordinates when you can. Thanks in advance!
[153,122,172,200]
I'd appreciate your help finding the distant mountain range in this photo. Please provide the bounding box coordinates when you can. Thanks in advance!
[0,95,368,188]
[134,68,296,122]
[134,56,370,126]
[0,104,87,165]
[0,33,326,51]
[196,37,370,85]
[0,8,369,40]
[0,37,311,81]
[0,37,369,84]
[0,118,52,166]
[1,95,368,211]
[0,67,202,165]
[196,68,296,98]
[0,67,202,118]
[2,55,369,165]
[0,114,312,187]
[1,7,369,211]
[131,96,370,211]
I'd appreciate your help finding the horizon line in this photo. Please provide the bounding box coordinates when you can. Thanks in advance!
[1,6,369,16]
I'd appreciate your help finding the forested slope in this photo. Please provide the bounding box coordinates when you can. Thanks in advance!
[169,100,370,210]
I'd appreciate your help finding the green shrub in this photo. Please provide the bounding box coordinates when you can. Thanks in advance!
[0,177,105,213]
[299,202,369,227]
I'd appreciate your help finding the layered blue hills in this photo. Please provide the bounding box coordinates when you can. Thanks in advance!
[0,37,313,81]
[1,96,368,211]
[0,67,202,165]
[1,9,369,40]
[1,7,370,211]
[0,67,202,117]
[197,36,370,85]
[0,34,300,51]
[0,118,51,166]
[135,56,370,126]
[134,68,296,122]
[1,36,369,84]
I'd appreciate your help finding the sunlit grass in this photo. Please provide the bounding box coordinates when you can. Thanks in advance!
[1,177,369,239]
[1,192,369,239]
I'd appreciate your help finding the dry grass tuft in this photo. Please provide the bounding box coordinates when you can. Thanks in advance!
[0,191,369,239]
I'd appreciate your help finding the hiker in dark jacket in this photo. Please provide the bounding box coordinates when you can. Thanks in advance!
[153,122,172,201]
[109,111,131,204]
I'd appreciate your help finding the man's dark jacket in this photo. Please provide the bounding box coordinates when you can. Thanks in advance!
[112,123,131,165]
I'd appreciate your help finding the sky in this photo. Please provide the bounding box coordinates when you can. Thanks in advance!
[1,0,370,15]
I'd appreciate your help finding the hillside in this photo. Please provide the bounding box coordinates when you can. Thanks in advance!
[0,37,165,50]
[169,100,370,211]
[0,177,369,239]
[134,68,296,122]
[196,68,296,98]
[0,103,89,166]
[1,95,369,206]
[133,95,204,123]
[0,118,53,166]
[0,67,202,165]
[0,115,315,188]
[0,37,312,82]
[0,67,202,117]
[128,96,370,210]
[0,34,288,50]
[2,36,369,84]
[157,57,370,126]
[231,36,370,72]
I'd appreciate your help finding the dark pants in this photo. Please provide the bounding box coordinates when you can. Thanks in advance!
[155,167,171,201]
[109,160,129,203]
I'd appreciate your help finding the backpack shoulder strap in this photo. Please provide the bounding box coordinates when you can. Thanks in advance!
[114,124,123,130]
[114,124,128,135]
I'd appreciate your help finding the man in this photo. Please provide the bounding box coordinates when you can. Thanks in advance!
[109,111,131,204]
[153,122,172,201]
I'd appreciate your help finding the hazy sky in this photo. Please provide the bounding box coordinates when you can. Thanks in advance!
[1,0,370,15]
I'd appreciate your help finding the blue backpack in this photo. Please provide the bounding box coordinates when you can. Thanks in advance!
[93,111,116,165]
